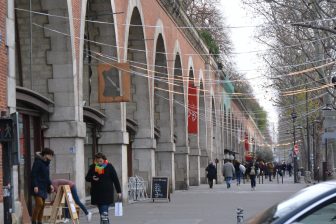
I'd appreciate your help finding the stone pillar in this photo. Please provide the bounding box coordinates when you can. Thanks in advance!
[99,103,129,201]
[156,142,175,192]
[175,146,190,190]
[42,0,89,199]
[132,138,156,194]
[189,134,200,186]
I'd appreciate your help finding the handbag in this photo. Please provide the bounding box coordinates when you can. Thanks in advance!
[115,200,123,217]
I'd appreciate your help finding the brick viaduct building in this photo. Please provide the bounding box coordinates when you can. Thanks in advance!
[0,0,268,221]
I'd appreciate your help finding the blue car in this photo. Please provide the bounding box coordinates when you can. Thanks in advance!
[247,181,336,224]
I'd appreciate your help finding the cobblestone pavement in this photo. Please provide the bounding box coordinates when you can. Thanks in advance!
[75,175,308,224]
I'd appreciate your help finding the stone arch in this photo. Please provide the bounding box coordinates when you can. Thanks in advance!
[211,96,217,161]
[124,0,148,61]
[126,6,154,187]
[199,77,207,184]
[15,0,83,208]
[223,105,227,150]
[153,29,175,191]
[173,52,187,148]
[81,0,121,197]
[228,108,232,150]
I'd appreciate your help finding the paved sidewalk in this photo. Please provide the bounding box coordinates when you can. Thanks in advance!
[78,176,308,224]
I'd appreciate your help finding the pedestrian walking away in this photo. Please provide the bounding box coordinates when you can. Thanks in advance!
[52,179,92,222]
[222,159,235,189]
[86,152,122,223]
[246,162,258,191]
[31,148,55,224]
[234,160,242,186]
[205,161,217,188]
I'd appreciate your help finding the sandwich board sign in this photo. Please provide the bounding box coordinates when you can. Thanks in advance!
[151,177,170,202]
[50,185,79,224]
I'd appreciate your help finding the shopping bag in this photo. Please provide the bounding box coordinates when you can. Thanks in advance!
[115,202,123,216]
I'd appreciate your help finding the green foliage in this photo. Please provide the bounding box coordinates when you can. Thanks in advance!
[256,110,268,133]
[256,148,273,162]
[199,31,220,57]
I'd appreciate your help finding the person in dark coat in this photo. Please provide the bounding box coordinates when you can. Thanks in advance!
[86,152,122,220]
[205,161,217,188]
[246,161,258,191]
[31,148,54,224]
[233,160,242,186]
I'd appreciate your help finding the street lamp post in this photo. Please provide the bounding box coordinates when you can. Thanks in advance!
[291,111,298,183]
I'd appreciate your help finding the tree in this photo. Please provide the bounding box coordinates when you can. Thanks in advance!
[242,0,336,172]
[256,148,274,162]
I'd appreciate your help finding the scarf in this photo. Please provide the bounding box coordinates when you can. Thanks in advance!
[95,160,108,175]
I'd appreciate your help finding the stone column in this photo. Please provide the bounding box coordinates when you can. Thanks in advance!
[156,142,175,192]
[175,146,190,190]
[98,103,129,201]
[132,138,156,194]
[189,134,200,186]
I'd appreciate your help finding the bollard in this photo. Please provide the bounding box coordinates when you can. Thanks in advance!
[236,208,244,224]
[262,173,264,184]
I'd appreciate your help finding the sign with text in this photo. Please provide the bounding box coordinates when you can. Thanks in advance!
[151,177,170,202]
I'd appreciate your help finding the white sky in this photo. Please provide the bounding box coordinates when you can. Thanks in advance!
[220,0,278,141]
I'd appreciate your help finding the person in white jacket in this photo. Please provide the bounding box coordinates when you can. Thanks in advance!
[222,159,235,189]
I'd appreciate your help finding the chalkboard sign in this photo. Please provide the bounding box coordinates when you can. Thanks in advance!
[151,177,170,202]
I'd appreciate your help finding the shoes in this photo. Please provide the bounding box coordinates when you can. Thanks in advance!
[62,218,69,223]
[87,212,92,222]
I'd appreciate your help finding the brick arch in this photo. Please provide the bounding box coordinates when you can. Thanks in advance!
[124,5,155,187]
[15,0,85,204]
[187,56,196,86]
[173,52,187,148]
[223,104,227,149]
[123,1,148,62]
[211,96,217,160]
[80,0,120,197]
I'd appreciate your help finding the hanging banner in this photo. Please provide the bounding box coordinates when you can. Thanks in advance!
[244,132,251,161]
[244,132,249,151]
[188,83,198,134]
[98,63,131,103]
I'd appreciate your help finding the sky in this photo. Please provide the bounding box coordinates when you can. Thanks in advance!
[220,0,278,141]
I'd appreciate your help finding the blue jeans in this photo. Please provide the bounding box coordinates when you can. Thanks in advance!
[98,204,110,215]
[250,175,256,188]
[236,171,241,185]
[64,187,89,218]
[225,177,232,188]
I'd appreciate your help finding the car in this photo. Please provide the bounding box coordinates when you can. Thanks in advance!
[246,181,336,224]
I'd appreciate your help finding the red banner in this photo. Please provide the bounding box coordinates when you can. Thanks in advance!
[188,83,198,133]
[244,132,250,161]
[244,132,249,151]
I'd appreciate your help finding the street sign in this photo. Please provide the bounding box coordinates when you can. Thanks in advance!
[294,144,299,155]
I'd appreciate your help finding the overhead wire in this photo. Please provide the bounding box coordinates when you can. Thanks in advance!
[31,22,336,98]
[21,9,334,144]
[18,8,336,75]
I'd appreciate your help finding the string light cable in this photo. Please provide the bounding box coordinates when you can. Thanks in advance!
[31,21,336,97]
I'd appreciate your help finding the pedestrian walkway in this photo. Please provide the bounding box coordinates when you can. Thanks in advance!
[78,175,307,224]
